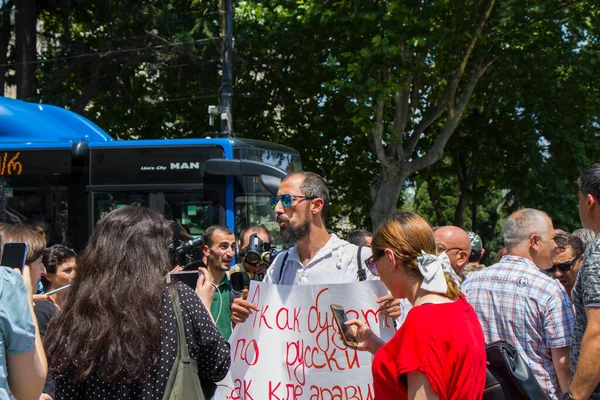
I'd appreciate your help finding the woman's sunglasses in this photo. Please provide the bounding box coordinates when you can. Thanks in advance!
[548,256,580,273]
[269,194,317,210]
[364,250,385,276]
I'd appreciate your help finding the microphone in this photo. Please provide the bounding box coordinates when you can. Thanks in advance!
[230,272,245,297]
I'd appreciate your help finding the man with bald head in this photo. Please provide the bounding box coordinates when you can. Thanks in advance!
[434,226,471,278]
[462,208,574,400]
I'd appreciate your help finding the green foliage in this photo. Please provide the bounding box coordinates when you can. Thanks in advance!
[2,0,599,245]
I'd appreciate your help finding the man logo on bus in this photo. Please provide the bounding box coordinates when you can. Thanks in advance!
[170,162,200,170]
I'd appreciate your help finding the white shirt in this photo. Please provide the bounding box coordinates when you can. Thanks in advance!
[264,234,376,285]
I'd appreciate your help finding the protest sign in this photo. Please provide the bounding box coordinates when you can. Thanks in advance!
[216,280,395,400]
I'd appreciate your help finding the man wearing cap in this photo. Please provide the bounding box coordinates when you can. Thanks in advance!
[463,231,486,276]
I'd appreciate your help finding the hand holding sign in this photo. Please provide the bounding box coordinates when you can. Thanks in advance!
[376,294,401,319]
[231,288,260,324]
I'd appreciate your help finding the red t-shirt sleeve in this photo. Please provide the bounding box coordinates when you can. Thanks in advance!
[395,308,447,399]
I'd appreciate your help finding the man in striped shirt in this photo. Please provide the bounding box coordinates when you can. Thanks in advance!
[462,208,574,400]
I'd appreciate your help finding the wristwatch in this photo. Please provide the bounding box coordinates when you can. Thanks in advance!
[563,392,575,400]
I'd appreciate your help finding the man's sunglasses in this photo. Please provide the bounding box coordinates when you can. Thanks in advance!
[548,256,581,273]
[364,250,385,277]
[269,194,317,210]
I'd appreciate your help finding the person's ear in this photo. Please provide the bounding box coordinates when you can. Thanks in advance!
[311,198,324,215]
[44,273,54,283]
[529,234,540,250]
[202,244,210,257]
[588,193,598,213]
[384,248,397,270]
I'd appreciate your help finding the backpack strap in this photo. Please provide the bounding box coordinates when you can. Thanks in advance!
[169,285,191,361]
[356,245,367,281]
[276,251,290,284]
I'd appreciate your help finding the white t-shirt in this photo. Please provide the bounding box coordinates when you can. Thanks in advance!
[264,234,376,285]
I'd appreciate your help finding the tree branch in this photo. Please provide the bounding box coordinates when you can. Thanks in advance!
[371,98,390,168]
[407,59,494,172]
[448,0,496,117]
[392,77,412,161]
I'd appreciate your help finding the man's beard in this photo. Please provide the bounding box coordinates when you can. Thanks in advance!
[280,209,311,245]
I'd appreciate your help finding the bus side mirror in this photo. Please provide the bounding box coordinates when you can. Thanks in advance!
[259,175,280,196]
[204,159,284,196]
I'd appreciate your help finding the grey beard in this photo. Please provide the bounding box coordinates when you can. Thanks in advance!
[280,219,311,246]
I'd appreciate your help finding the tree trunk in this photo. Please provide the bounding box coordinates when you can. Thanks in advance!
[15,0,37,100]
[0,1,13,96]
[369,167,410,229]
[425,178,445,226]
[453,191,469,227]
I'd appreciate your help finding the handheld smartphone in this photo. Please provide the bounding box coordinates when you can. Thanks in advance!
[1,242,28,271]
[169,271,199,289]
[330,304,358,348]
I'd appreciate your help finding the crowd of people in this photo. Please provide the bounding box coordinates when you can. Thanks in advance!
[1,164,600,400]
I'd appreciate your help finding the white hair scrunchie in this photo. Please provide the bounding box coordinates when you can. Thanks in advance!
[417,251,461,295]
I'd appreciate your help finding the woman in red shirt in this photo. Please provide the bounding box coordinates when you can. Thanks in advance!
[347,210,486,400]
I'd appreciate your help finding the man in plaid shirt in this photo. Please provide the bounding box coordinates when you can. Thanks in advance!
[462,208,574,400]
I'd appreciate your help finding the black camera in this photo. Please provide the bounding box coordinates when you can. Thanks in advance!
[169,237,204,269]
[242,233,278,266]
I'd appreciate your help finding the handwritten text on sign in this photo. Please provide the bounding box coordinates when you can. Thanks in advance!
[216,280,395,400]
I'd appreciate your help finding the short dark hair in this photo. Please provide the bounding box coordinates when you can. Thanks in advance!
[203,225,233,247]
[554,232,584,260]
[41,244,77,291]
[283,172,330,220]
[346,230,372,246]
[239,225,271,247]
[577,164,600,200]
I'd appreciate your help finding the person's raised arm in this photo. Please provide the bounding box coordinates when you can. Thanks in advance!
[6,266,47,400]
[570,307,600,399]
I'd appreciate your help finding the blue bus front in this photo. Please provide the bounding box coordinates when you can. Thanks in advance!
[0,97,301,249]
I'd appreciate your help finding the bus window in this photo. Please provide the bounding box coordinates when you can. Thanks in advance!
[163,191,223,239]
[93,193,149,222]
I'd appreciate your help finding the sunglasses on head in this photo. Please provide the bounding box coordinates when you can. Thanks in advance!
[364,250,385,277]
[269,194,317,210]
[548,256,580,273]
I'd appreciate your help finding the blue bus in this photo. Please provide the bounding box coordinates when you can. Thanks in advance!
[0,97,301,250]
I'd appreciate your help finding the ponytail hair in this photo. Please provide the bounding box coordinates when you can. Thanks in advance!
[372,210,460,299]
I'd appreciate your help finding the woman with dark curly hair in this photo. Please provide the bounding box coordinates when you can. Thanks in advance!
[346,210,486,400]
[44,206,230,399]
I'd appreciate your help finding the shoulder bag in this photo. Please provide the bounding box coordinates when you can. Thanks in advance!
[162,285,206,400]
[483,340,551,400]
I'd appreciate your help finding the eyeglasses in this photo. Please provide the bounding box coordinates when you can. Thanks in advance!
[364,250,385,277]
[548,256,580,273]
[437,246,464,253]
[269,194,317,210]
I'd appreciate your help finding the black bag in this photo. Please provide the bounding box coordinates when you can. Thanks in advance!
[483,340,551,400]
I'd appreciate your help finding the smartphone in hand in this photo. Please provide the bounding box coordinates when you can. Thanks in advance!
[1,242,28,271]
[330,304,358,348]
[169,270,199,289]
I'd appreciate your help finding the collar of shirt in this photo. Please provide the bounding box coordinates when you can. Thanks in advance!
[497,254,541,271]
[215,274,231,290]
[286,233,349,267]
